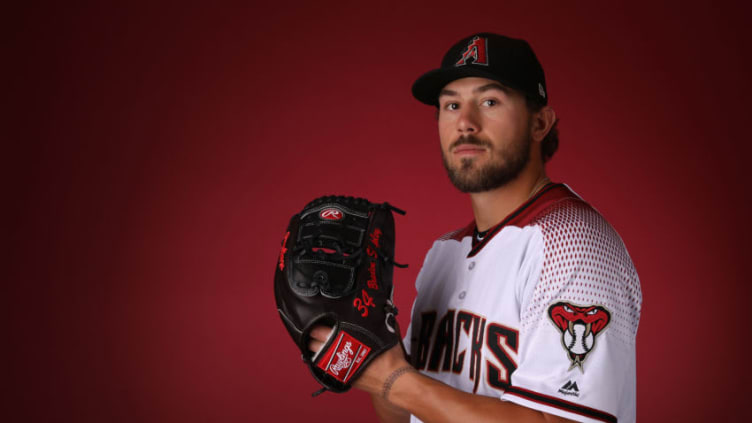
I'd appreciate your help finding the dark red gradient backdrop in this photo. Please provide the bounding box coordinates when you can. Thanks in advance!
[8,2,751,422]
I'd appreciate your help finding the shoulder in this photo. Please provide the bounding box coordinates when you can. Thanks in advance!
[413,221,473,292]
[521,188,642,342]
[533,195,632,265]
[437,223,473,241]
[424,219,482,264]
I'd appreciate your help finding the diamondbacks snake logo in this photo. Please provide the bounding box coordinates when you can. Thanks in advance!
[548,302,610,372]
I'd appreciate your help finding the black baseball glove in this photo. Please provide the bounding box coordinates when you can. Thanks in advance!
[274,195,406,395]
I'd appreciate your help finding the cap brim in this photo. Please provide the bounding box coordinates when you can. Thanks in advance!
[411,66,517,106]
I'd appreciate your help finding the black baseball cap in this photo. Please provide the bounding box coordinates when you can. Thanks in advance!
[412,33,548,106]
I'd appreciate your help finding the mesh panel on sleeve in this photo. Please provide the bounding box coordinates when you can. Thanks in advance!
[521,200,642,344]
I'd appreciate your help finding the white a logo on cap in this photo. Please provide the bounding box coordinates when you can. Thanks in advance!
[456,36,489,66]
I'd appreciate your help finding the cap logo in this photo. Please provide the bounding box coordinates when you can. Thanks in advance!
[455,36,489,67]
[538,83,546,98]
[319,207,344,220]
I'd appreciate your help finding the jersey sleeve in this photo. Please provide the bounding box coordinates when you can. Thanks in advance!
[500,200,642,423]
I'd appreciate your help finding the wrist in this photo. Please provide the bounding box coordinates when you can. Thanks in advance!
[354,343,411,394]
[382,366,417,402]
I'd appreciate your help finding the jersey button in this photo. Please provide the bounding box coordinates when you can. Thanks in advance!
[459,291,466,299]
[468,261,475,270]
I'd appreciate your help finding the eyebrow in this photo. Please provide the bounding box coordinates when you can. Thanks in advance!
[475,83,510,94]
[438,82,510,99]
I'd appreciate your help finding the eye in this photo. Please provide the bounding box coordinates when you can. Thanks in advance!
[587,309,598,315]
[482,99,498,107]
[443,102,459,111]
[563,305,573,313]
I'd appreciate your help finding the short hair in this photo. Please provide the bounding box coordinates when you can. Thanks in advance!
[525,93,559,163]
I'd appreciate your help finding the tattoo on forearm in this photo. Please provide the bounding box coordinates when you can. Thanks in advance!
[382,366,415,401]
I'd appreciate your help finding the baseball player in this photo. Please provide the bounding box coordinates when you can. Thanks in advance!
[309,33,642,423]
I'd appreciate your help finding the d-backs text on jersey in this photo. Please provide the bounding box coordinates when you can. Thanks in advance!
[412,309,518,394]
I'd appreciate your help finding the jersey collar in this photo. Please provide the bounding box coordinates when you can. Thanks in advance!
[466,183,579,258]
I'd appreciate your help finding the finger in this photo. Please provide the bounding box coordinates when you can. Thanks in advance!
[310,325,334,342]
[308,339,325,353]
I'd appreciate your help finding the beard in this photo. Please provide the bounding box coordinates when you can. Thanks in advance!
[441,130,531,193]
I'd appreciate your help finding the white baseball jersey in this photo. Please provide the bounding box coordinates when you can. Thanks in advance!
[403,184,642,422]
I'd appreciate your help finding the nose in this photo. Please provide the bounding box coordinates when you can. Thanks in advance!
[457,104,480,134]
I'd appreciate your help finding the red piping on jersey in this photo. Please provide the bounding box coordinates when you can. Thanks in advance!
[441,184,580,247]
[444,221,475,242]
[504,385,617,423]
[464,183,582,258]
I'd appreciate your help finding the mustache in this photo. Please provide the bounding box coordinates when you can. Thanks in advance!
[450,135,492,151]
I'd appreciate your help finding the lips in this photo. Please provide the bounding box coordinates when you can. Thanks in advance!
[453,145,486,155]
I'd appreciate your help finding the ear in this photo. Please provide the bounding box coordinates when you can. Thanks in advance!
[531,106,556,143]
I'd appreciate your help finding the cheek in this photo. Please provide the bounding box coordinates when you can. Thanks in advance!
[438,122,455,149]
[511,108,533,135]
[488,113,529,139]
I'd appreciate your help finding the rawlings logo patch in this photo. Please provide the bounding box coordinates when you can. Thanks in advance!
[329,341,353,376]
[548,302,610,372]
[456,36,489,66]
[319,207,344,220]
[316,331,371,383]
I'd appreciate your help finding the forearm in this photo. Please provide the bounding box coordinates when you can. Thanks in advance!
[376,370,568,423]
[356,345,571,423]
[371,393,410,423]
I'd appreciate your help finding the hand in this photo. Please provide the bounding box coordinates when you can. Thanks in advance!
[308,325,412,396]
[309,328,577,422]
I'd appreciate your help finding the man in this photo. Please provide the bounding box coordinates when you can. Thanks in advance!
[310,33,642,422]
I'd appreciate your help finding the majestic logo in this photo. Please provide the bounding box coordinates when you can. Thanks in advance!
[456,36,489,66]
[319,207,343,220]
[558,380,580,397]
[548,302,611,372]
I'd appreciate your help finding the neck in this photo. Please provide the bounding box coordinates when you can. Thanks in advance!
[469,164,550,232]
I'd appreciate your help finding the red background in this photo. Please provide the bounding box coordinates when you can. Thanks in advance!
[8,1,751,421]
